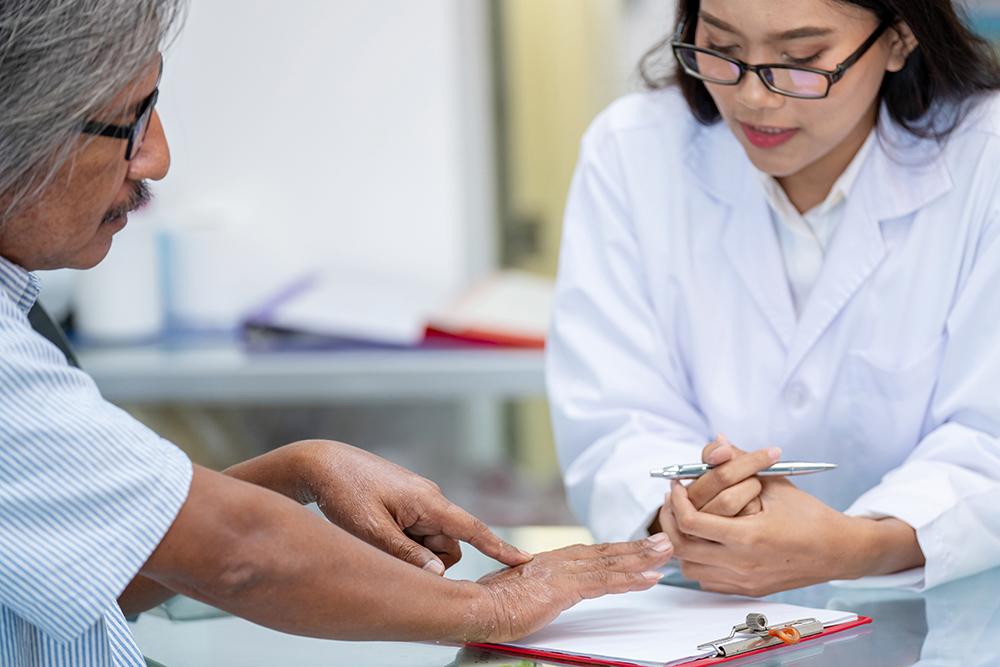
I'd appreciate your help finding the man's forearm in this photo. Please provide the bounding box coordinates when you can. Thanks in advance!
[119,442,320,619]
[223,440,325,503]
[141,465,485,642]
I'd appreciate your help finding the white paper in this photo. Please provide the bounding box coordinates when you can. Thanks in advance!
[264,270,451,345]
[430,270,553,339]
[500,584,858,667]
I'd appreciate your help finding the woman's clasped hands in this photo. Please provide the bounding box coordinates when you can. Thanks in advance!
[656,436,875,597]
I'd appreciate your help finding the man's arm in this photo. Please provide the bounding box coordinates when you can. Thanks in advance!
[119,437,535,618]
[142,465,477,639]
[140,465,672,642]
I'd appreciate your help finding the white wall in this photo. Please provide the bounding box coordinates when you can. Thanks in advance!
[155,0,497,297]
[620,0,675,92]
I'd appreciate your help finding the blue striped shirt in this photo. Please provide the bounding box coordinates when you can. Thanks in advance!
[0,255,193,666]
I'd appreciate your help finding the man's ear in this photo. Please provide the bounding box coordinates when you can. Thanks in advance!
[886,21,919,73]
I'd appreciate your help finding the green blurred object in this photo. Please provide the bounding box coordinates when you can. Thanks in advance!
[147,595,228,622]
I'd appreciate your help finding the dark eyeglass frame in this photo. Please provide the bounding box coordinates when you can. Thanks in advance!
[671,18,893,99]
[81,62,162,161]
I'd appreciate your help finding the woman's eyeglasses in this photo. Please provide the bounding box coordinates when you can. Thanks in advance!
[671,19,892,100]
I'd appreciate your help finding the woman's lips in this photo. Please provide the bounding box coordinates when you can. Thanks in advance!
[740,122,799,149]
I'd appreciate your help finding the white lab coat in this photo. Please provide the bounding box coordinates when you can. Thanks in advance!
[547,88,1000,590]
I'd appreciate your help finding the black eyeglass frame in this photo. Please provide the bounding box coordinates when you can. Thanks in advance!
[81,62,162,161]
[671,18,894,100]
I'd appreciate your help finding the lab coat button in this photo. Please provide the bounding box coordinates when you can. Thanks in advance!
[784,382,810,410]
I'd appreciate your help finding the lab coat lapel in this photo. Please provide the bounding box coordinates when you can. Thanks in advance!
[780,119,954,382]
[722,181,797,349]
[781,196,886,380]
[689,124,797,349]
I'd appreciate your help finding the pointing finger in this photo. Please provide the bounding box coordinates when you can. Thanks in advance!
[437,502,532,566]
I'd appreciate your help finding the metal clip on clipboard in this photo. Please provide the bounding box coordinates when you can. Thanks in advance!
[697,613,824,658]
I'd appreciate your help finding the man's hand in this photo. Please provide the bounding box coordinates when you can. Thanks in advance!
[465,535,673,643]
[224,440,531,574]
[144,466,675,643]
[659,478,925,596]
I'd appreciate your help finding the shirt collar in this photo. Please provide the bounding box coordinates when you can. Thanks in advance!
[0,254,41,314]
[756,127,877,224]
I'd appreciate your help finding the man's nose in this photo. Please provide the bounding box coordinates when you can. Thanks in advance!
[126,110,170,182]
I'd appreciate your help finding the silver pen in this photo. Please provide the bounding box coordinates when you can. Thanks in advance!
[649,461,837,480]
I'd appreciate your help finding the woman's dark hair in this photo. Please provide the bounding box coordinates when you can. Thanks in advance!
[640,0,1000,140]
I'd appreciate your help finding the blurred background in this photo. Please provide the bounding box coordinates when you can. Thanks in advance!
[36,0,1000,526]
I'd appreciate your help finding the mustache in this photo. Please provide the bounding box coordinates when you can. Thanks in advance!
[101,181,153,224]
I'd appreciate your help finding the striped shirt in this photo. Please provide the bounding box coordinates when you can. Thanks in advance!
[0,255,193,666]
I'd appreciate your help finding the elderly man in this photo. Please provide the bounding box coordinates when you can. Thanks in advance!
[0,1,674,665]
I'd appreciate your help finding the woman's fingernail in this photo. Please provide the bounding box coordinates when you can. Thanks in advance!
[768,447,783,462]
[423,559,445,575]
[517,548,534,560]
[643,571,665,581]
[647,532,669,544]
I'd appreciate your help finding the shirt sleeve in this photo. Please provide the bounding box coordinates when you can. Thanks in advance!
[0,300,192,642]
[845,193,1000,590]
[547,119,709,542]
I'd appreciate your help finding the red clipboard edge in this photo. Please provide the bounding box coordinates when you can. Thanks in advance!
[466,616,873,667]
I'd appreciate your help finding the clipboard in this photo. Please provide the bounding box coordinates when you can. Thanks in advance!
[469,613,872,667]
[466,582,872,667]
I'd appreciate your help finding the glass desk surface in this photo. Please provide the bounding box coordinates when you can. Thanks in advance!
[130,526,1000,667]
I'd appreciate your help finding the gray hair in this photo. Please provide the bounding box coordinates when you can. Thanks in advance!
[0,0,186,221]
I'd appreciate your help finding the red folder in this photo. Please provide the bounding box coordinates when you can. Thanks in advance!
[467,616,872,667]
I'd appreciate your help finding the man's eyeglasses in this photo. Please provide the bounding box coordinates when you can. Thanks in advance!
[671,18,893,100]
[81,61,162,161]
[81,88,158,161]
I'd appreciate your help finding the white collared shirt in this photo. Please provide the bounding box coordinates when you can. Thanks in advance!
[757,130,877,315]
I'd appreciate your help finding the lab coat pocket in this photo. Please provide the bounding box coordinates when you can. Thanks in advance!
[845,337,946,452]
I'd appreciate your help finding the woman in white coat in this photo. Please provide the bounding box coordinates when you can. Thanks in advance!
[548,0,1000,594]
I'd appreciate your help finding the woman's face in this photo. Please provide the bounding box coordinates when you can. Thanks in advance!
[695,0,909,178]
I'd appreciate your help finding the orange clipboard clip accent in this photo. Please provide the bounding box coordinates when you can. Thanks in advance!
[769,624,802,644]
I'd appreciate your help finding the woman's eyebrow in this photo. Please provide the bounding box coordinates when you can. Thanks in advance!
[699,11,740,35]
[776,26,835,40]
[699,11,835,41]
